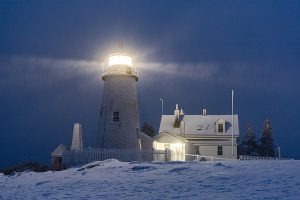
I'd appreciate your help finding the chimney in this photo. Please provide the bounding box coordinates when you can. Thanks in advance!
[203,108,207,116]
[173,104,180,128]
[174,104,180,118]
[180,108,184,116]
[180,120,185,135]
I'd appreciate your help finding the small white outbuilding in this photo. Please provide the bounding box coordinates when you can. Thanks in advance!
[51,144,68,170]
[51,123,83,169]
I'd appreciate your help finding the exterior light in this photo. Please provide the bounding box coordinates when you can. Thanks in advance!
[103,52,137,81]
[108,54,132,67]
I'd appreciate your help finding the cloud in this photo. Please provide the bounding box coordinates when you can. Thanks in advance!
[1,54,298,97]
[0,56,102,89]
[135,59,300,98]
[138,62,219,81]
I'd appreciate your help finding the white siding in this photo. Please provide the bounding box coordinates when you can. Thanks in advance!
[198,145,237,159]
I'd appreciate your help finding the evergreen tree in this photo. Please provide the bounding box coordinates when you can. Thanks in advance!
[244,124,258,155]
[141,122,156,138]
[259,119,275,157]
[237,136,245,156]
[238,124,258,156]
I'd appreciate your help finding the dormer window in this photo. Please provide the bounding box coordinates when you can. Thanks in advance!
[216,119,225,133]
[218,124,224,132]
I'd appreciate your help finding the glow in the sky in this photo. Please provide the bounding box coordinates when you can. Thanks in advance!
[109,54,132,67]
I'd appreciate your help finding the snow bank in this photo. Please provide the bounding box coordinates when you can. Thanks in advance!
[78,159,124,171]
[1,160,300,199]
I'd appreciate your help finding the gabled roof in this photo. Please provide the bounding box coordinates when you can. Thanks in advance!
[159,114,239,136]
[216,118,226,123]
[51,144,68,157]
[153,130,187,143]
[140,132,154,141]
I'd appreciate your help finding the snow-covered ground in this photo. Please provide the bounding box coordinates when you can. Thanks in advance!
[1,159,300,200]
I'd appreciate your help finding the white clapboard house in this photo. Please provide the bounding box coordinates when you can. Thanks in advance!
[153,104,239,161]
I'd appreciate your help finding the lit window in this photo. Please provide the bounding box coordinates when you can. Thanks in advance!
[217,146,223,155]
[113,112,120,122]
[218,124,224,133]
[126,67,132,75]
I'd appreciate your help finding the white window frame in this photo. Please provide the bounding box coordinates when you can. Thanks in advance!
[217,146,223,155]
[218,123,224,133]
[216,119,225,133]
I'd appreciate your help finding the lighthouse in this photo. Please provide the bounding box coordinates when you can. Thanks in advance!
[96,50,141,149]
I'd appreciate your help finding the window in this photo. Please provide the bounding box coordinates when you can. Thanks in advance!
[218,124,224,133]
[112,112,120,122]
[216,119,225,133]
[217,146,223,155]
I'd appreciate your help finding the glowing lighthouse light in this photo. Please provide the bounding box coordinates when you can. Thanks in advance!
[109,54,132,67]
[102,53,138,81]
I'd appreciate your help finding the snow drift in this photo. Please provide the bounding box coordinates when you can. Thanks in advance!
[1,159,300,199]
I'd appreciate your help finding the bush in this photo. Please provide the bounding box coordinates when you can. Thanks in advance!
[0,161,49,175]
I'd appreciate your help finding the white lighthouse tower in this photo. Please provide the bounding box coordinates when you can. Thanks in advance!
[96,49,141,149]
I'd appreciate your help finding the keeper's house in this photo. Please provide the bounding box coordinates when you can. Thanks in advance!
[153,104,239,161]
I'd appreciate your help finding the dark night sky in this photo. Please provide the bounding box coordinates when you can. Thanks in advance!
[1,0,300,167]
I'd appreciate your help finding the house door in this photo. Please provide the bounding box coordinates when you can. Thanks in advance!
[194,146,200,155]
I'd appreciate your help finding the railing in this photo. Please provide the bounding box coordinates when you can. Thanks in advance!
[102,65,138,78]
[239,155,293,160]
[62,149,294,167]
[62,148,153,166]
[186,154,236,161]
[153,150,193,162]
[63,148,189,166]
